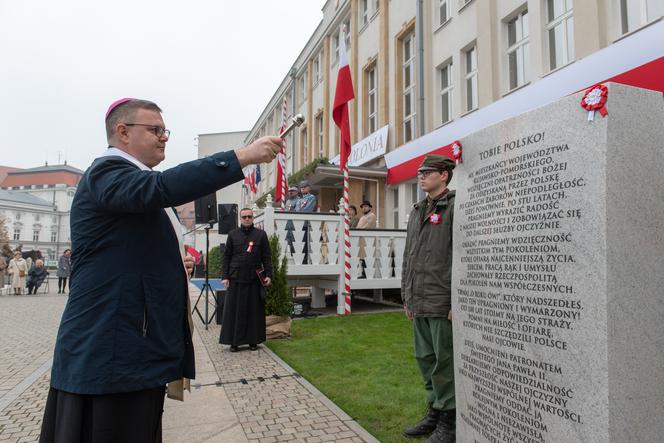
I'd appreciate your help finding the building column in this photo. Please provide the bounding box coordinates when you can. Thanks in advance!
[379,0,390,131]
[323,36,331,159]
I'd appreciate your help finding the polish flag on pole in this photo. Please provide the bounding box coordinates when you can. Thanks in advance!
[275,97,289,209]
[244,166,257,194]
[332,27,355,315]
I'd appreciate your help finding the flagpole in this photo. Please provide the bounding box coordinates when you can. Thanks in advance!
[342,165,352,314]
[277,98,288,210]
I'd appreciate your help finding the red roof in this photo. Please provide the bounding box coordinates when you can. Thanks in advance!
[1,165,83,188]
[0,166,21,184]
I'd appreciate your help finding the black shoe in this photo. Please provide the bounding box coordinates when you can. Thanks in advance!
[249,344,258,351]
[425,410,456,443]
[403,405,441,438]
[230,346,239,352]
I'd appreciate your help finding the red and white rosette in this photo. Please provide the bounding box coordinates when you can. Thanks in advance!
[452,141,463,165]
[581,84,608,122]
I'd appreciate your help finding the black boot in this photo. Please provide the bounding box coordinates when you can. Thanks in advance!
[403,405,441,438]
[425,409,456,443]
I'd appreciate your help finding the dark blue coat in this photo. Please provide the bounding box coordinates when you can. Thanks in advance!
[51,151,244,394]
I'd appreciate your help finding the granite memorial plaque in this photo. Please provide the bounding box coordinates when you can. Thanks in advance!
[452,83,664,443]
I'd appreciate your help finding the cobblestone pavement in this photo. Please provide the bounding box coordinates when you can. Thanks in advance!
[0,287,66,443]
[194,315,378,443]
[0,285,378,443]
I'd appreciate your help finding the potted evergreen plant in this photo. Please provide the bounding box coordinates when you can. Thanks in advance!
[265,234,292,338]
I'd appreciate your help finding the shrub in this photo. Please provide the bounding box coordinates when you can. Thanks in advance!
[265,234,292,317]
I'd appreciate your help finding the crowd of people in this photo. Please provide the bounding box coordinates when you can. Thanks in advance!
[0,247,71,295]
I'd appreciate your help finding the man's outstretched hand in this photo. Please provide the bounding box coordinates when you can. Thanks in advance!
[235,136,285,167]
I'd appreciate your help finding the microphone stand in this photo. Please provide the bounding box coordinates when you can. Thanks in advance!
[192,221,217,330]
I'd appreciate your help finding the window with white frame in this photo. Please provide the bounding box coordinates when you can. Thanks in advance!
[402,32,417,143]
[301,127,309,165]
[464,46,478,111]
[375,0,380,13]
[313,53,321,85]
[392,188,399,228]
[33,230,39,241]
[367,66,378,134]
[547,0,574,70]
[333,32,340,63]
[315,113,324,158]
[411,183,419,205]
[506,10,529,91]
[299,74,307,104]
[620,0,664,34]
[14,229,20,241]
[439,0,450,25]
[438,62,453,125]
[51,231,57,242]
[361,0,369,25]
[15,212,21,221]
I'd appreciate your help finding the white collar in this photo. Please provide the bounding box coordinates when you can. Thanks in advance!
[98,147,152,171]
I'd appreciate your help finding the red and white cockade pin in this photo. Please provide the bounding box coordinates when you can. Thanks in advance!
[430,214,441,224]
[452,141,463,165]
[247,241,254,253]
[581,84,609,122]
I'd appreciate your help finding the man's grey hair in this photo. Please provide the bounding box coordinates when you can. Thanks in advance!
[105,99,162,142]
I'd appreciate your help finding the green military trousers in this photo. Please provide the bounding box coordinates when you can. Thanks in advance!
[413,317,455,411]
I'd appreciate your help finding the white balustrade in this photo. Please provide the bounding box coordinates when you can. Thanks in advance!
[256,204,406,311]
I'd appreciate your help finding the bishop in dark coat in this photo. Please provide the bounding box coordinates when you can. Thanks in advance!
[219,208,273,351]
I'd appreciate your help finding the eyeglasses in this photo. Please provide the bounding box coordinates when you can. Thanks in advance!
[416,169,440,179]
[240,215,254,219]
[125,123,171,138]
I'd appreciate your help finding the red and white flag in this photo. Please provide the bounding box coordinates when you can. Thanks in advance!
[244,166,257,194]
[332,27,355,315]
[333,29,355,171]
[275,97,289,207]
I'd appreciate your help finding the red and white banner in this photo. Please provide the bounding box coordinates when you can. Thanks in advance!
[333,27,355,315]
[385,21,664,184]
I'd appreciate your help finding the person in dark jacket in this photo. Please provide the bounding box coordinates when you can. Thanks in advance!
[220,207,272,352]
[27,259,49,294]
[39,98,283,443]
[402,155,457,443]
[56,249,71,294]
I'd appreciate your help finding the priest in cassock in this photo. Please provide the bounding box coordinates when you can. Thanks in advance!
[220,207,273,351]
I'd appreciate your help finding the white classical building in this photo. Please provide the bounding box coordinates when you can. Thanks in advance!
[242,0,663,228]
[0,164,82,262]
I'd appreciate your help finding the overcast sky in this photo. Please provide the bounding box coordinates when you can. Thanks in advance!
[0,0,324,171]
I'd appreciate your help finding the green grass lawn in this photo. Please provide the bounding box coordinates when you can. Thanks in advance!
[266,312,426,443]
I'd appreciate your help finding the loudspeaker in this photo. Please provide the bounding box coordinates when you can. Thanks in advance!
[194,193,218,224]
[218,204,238,234]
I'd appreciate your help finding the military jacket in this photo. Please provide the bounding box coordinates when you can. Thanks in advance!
[401,190,455,317]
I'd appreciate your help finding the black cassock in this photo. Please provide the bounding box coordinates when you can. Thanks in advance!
[219,225,272,346]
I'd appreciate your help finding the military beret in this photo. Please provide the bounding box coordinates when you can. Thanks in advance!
[418,154,456,172]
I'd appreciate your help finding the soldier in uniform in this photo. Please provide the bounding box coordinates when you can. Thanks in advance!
[285,185,300,211]
[402,155,456,443]
[297,180,317,212]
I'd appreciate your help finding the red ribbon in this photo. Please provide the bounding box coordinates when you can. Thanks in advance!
[247,241,254,253]
[580,84,609,117]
